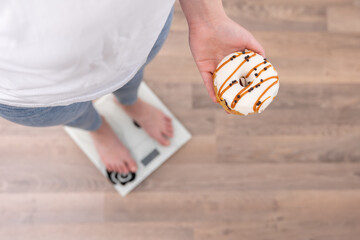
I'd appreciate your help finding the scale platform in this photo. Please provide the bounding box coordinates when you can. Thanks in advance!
[63,82,192,196]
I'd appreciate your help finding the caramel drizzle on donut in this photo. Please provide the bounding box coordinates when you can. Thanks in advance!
[253,79,279,112]
[257,64,273,78]
[256,96,271,112]
[218,53,256,96]
[229,81,254,108]
[230,76,279,109]
[219,80,238,97]
[219,55,271,99]
[245,62,265,78]
[255,96,271,112]
[220,62,269,99]
[214,51,251,74]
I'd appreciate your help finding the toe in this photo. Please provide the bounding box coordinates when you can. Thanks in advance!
[164,114,172,122]
[125,158,138,172]
[165,119,172,127]
[168,129,174,138]
[163,125,173,137]
[113,165,123,173]
[118,164,128,174]
[166,121,174,132]
[165,120,173,133]
[166,121,173,130]
[155,133,170,146]
[106,163,114,172]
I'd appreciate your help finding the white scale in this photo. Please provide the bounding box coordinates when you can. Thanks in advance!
[63,82,191,196]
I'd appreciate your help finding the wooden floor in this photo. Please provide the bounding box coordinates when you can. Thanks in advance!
[1,0,360,239]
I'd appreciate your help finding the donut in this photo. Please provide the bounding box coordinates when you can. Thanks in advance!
[212,49,279,115]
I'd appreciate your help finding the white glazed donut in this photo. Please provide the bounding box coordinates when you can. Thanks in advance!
[213,49,279,115]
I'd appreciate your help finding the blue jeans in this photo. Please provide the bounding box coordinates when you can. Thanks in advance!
[0,5,174,132]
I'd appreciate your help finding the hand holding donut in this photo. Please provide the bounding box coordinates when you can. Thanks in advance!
[188,16,265,105]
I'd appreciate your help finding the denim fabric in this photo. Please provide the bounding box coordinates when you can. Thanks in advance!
[0,5,174,132]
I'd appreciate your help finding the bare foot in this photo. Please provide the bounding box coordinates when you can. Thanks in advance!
[89,115,137,174]
[113,97,174,146]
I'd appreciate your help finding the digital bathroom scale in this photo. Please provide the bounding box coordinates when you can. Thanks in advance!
[63,82,192,196]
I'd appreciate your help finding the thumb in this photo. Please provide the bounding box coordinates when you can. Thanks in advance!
[200,71,218,104]
[246,35,266,57]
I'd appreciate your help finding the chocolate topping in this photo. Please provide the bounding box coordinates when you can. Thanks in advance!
[224,99,231,110]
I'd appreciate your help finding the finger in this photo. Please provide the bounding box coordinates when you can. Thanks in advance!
[199,71,218,104]
[246,35,266,57]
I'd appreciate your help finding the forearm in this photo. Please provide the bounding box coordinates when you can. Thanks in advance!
[178,0,227,28]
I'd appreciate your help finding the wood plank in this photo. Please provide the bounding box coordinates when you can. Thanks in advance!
[0,193,103,225]
[215,134,360,163]
[1,190,358,238]
[174,1,329,32]
[104,190,360,224]
[173,108,216,135]
[144,82,192,109]
[356,0,360,8]
[168,135,218,164]
[2,162,359,193]
[224,2,327,32]
[193,191,360,240]
[228,0,355,5]
[0,160,113,193]
[0,222,193,240]
[327,6,360,33]
[253,32,360,58]
[194,222,360,240]
[132,163,360,192]
[262,55,360,84]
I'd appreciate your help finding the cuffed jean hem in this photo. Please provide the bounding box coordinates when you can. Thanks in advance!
[63,102,103,131]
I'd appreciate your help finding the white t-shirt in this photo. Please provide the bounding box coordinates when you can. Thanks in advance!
[0,0,175,107]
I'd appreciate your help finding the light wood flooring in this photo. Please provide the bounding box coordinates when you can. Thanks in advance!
[1,0,360,239]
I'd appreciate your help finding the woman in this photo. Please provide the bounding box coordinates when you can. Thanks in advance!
[0,0,264,174]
